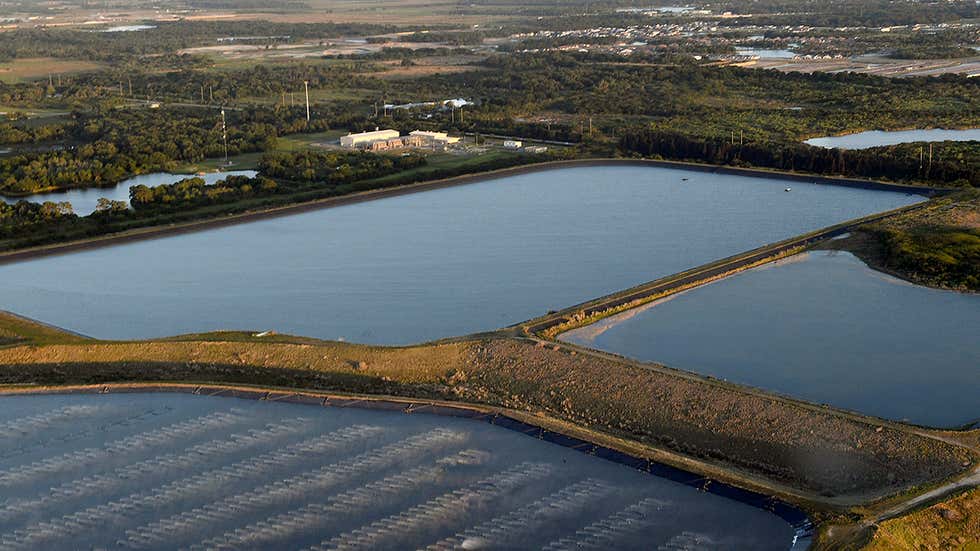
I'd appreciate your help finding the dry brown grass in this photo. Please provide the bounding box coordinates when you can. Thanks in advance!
[0,328,971,504]
[866,488,980,550]
[0,58,103,84]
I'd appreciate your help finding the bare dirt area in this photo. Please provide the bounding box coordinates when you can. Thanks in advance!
[0,312,972,508]
[747,56,980,78]
[374,59,484,79]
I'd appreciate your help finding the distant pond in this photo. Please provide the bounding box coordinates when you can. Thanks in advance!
[805,128,980,150]
[560,251,980,428]
[734,47,797,59]
[0,392,805,549]
[0,165,923,344]
[0,171,256,215]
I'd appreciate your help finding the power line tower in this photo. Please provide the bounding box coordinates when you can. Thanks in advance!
[221,109,229,165]
[304,80,311,122]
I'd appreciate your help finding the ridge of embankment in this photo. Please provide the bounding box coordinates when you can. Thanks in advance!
[521,200,935,339]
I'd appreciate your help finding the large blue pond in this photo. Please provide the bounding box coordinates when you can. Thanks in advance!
[0,165,922,344]
[561,250,980,427]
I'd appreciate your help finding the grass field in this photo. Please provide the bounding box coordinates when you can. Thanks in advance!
[821,190,980,291]
[866,488,979,550]
[0,58,103,84]
[175,129,348,172]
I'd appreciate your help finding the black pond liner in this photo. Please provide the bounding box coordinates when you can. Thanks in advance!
[8,384,815,548]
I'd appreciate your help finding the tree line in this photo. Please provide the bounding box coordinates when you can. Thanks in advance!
[619,128,977,187]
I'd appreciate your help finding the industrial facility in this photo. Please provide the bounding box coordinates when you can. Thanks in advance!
[339,129,401,149]
[340,129,461,151]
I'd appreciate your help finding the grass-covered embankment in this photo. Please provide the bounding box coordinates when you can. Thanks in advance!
[0,312,973,509]
[865,488,979,550]
[822,190,980,291]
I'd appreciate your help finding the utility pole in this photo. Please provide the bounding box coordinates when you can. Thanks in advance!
[928,143,933,173]
[739,129,743,146]
[209,85,213,103]
[588,116,593,138]
[459,105,463,123]
[221,109,228,165]
[128,77,132,97]
[304,80,310,122]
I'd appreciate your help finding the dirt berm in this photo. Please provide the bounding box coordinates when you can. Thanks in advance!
[0,331,970,504]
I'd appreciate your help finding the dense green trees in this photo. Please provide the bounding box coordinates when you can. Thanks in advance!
[130,175,279,211]
[0,107,279,194]
[258,150,426,184]
[619,128,977,186]
[0,200,76,240]
[0,21,402,63]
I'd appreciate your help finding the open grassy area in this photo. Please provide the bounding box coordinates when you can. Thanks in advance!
[822,190,980,291]
[0,58,103,84]
[866,488,980,550]
[174,130,348,172]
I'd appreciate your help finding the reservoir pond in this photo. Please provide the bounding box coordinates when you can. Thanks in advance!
[0,165,923,344]
[560,251,980,428]
[0,392,804,550]
[805,128,980,149]
[1,171,256,216]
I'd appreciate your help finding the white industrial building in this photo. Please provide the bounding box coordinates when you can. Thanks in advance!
[340,129,400,149]
[409,130,461,148]
[503,140,523,149]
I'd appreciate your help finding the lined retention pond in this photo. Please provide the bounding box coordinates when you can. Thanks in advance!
[0,165,924,344]
[0,391,807,550]
[560,250,980,428]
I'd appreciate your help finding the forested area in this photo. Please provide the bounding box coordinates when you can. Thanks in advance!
[0,61,382,107]
[618,129,977,187]
[416,53,979,141]
[0,21,403,62]
[258,150,427,184]
[0,107,279,194]
[129,174,280,211]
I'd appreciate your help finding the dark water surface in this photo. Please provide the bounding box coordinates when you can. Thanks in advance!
[0,392,803,550]
[561,251,980,427]
[0,165,922,343]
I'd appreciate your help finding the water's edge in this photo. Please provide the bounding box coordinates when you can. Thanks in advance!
[0,383,814,548]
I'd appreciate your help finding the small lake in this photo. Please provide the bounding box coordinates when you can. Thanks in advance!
[0,392,804,550]
[0,171,256,216]
[560,251,980,428]
[0,165,923,344]
[735,47,797,59]
[805,128,980,150]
